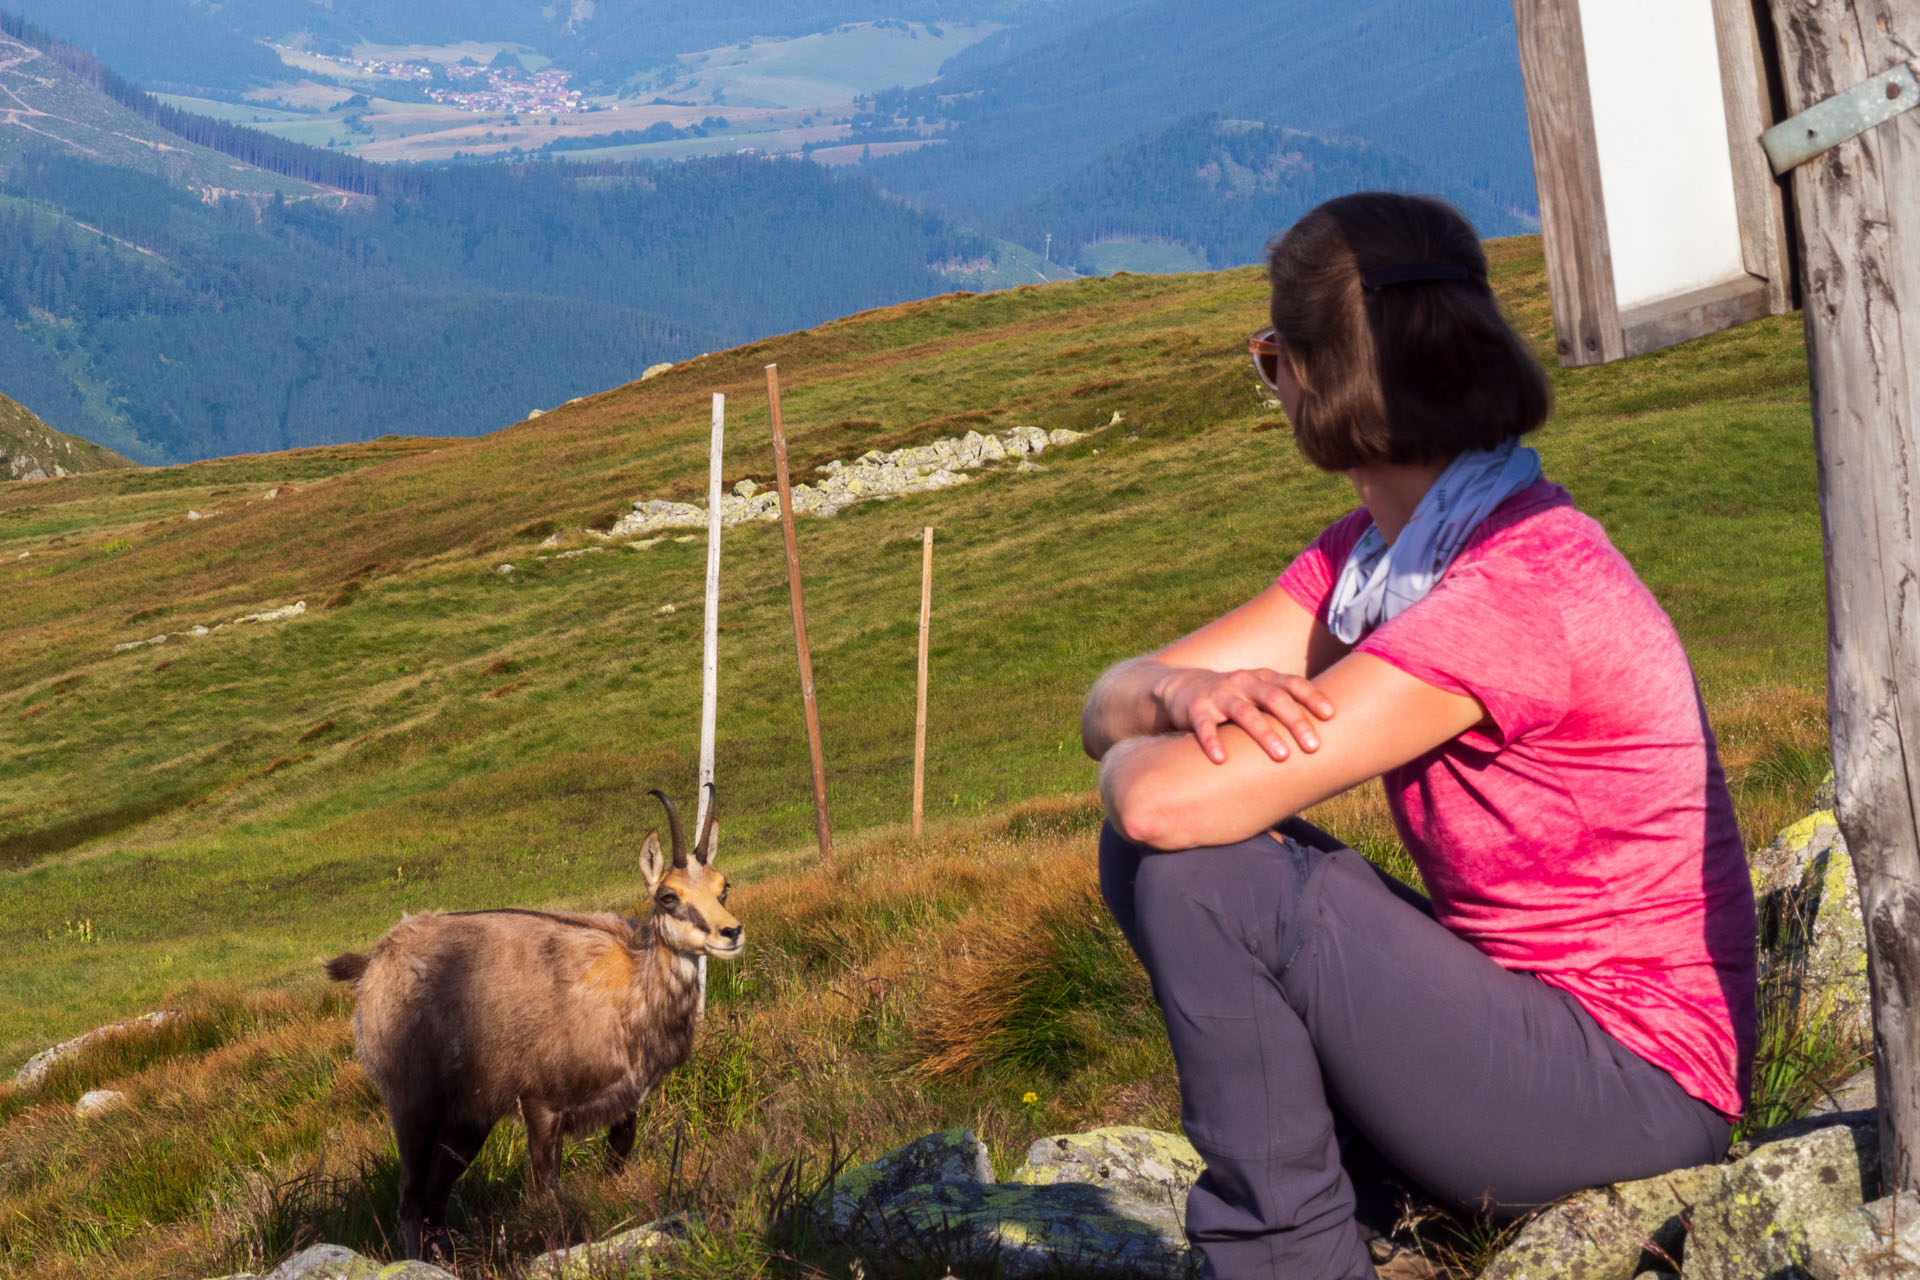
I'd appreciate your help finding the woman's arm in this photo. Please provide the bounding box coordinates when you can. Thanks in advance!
[1100,651,1486,850]
[1081,583,1349,762]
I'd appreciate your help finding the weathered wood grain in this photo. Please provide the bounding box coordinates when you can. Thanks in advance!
[1512,0,1625,366]
[1766,0,1920,1194]
[1713,0,1797,312]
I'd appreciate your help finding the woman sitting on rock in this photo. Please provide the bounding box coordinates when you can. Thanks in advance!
[1082,192,1757,1280]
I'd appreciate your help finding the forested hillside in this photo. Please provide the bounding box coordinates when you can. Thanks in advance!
[863,0,1536,248]
[0,19,988,463]
[989,116,1517,273]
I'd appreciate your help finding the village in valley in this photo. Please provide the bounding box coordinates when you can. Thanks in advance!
[278,47,589,115]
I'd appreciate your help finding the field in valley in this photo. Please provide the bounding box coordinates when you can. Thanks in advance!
[0,240,1838,1277]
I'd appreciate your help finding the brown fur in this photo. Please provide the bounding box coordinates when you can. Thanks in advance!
[326,789,741,1261]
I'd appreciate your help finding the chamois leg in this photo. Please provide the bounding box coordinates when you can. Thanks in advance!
[523,1100,565,1196]
[418,1118,491,1265]
[390,1105,444,1261]
[603,1113,637,1171]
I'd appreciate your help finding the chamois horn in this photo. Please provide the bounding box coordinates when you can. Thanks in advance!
[693,782,717,865]
[649,788,688,869]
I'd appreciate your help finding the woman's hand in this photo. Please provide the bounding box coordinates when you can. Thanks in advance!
[1152,667,1334,764]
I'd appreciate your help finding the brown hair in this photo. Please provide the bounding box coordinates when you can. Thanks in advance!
[1265,192,1551,472]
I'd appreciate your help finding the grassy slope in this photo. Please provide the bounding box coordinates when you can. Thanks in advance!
[0,238,1826,1068]
[0,241,1838,1276]
[0,32,318,196]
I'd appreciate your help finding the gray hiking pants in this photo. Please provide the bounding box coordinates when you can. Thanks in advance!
[1098,819,1732,1280]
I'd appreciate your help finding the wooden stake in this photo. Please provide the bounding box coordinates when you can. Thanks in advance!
[695,391,723,1012]
[765,364,834,867]
[913,527,933,840]
[1765,0,1920,1194]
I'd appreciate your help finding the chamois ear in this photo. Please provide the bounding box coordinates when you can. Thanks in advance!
[639,830,667,891]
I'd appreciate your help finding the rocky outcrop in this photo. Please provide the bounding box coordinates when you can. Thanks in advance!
[113,601,307,653]
[527,1212,695,1277]
[1804,1190,1920,1279]
[209,1243,457,1280]
[1481,1111,1881,1280]
[1686,1111,1879,1279]
[1750,786,1870,1040]
[821,1126,1199,1278]
[13,1010,176,1088]
[0,392,135,481]
[593,425,1087,541]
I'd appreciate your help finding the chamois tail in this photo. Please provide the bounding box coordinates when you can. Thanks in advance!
[325,952,371,983]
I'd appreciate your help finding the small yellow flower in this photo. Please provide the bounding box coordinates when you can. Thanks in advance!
[1021,1091,1038,1105]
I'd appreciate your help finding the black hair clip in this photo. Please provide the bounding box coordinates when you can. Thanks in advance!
[1361,261,1474,290]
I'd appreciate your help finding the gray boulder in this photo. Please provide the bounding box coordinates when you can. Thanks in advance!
[1804,1190,1920,1279]
[14,1010,176,1088]
[74,1088,128,1118]
[1010,1126,1203,1214]
[261,1243,456,1279]
[528,1212,696,1277]
[1479,1112,1881,1280]
[1685,1111,1880,1279]
[1479,1160,1721,1280]
[825,1128,995,1232]
[825,1127,1197,1278]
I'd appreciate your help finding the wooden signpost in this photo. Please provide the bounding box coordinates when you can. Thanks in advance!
[765,364,835,868]
[913,527,933,840]
[1514,0,1920,1195]
[1759,0,1920,1195]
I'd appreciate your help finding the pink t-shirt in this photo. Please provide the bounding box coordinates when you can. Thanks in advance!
[1277,482,1757,1118]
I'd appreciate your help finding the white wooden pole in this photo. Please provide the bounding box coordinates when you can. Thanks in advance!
[913,527,933,841]
[695,391,723,1013]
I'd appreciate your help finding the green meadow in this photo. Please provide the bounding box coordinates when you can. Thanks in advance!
[0,240,1839,1277]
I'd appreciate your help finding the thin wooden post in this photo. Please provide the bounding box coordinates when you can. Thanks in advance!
[695,392,723,1012]
[1764,0,1920,1194]
[765,364,834,867]
[913,527,933,840]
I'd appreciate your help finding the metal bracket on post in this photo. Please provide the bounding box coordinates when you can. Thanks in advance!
[1762,63,1919,175]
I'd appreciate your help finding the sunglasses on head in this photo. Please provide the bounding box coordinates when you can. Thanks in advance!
[1247,326,1288,396]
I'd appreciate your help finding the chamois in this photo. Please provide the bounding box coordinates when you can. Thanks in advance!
[325,786,742,1261]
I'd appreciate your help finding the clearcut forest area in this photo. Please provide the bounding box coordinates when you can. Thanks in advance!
[0,241,1839,1278]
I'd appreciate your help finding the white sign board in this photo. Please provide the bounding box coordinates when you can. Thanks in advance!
[1513,0,1794,366]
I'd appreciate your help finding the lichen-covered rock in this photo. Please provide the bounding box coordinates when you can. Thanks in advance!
[825,1128,994,1231]
[528,1212,696,1277]
[1479,1161,1721,1280]
[74,1088,127,1118]
[1752,806,1870,1040]
[14,1011,176,1088]
[1011,1126,1204,1215]
[261,1243,457,1279]
[639,361,674,380]
[1804,1190,1920,1278]
[858,1179,1193,1278]
[1808,1066,1877,1117]
[1685,1113,1880,1280]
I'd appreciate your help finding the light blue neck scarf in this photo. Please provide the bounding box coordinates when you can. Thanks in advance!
[1325,439,1543,644]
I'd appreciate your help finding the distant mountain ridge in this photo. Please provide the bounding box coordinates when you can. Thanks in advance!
[0,13,989,464]
[0,393,134,480]
[863,0,1537,246]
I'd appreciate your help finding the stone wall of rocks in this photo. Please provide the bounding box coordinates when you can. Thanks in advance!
[589,424,1086,542]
